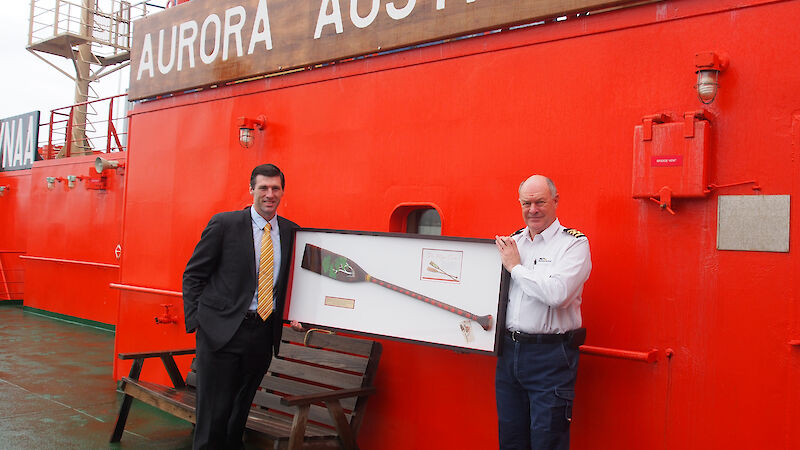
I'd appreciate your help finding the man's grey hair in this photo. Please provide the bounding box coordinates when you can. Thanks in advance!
[519,175,558,197]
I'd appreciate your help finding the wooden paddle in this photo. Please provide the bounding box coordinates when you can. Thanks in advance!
[301,243,493,330]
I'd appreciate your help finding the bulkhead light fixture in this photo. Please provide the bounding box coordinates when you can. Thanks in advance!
[694,52,728,104]
[238,115,267,148]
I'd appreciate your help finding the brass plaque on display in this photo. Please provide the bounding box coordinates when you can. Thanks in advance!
[129,0,642,100]
[325,296,356,309]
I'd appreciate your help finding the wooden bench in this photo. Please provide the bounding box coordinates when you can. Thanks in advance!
[110,328,382,449]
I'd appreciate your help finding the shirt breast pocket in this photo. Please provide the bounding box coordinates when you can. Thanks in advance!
[534,257,554,275]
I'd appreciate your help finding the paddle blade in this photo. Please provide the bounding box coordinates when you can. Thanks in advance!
[300,244,368,282]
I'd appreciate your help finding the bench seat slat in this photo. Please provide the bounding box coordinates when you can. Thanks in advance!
[121,378,196,423]
[253,390,348,428]
[247,409,334,438]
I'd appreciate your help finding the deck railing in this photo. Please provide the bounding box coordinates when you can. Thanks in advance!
[0,251,25,301]
[28,0,161,60]
[41,93,129,159]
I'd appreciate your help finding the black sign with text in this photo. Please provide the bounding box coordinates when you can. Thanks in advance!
[1,111,40,171]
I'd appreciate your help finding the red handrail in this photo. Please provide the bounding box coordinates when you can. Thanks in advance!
[64,106,74,157]
[579,345,662,363]
[109,283,182,298]
[19,255,120,269]
[45,93,129,159]
[0,251,25,301]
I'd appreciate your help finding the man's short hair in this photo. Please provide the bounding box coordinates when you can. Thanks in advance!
[518,175,558,197]
[250,164,285,188]
[543,177,557,197]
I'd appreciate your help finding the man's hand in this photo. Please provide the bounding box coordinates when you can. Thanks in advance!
[495,235,521,272]
[290,320,306,332]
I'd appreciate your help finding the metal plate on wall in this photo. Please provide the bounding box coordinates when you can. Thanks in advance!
[717,195,790,252]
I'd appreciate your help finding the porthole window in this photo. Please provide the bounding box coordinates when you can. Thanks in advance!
[406,208,442,235]
[389,204,443,235]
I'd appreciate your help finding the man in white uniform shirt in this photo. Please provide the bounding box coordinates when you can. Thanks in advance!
[494,175,591,450]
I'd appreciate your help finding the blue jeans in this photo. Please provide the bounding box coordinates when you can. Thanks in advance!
[496,335,579,450]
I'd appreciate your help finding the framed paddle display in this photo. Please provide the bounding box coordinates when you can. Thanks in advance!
[287,229,508,354]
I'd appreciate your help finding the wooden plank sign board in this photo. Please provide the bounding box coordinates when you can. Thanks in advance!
[129,0,643,100]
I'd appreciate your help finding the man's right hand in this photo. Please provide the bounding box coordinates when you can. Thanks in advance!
[495,235,522,272]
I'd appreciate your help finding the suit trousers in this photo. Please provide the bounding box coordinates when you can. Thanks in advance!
[194,314,274,450]
[495,335,579,450]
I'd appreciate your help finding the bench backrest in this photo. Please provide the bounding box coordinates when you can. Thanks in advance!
[252,328,382,433]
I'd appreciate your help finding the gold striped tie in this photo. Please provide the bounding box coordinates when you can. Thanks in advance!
[256,223,274,321]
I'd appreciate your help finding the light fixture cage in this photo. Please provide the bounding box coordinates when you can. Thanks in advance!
[237,115,267,149]
[694,52,728,105]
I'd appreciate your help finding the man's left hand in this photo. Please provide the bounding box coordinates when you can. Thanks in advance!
[495,235,521,272]
[290,320,306,332]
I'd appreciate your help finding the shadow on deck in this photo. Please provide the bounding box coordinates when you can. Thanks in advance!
[0,303,194,449]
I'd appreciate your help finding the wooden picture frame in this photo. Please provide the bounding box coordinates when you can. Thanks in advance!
[287,228,507,355]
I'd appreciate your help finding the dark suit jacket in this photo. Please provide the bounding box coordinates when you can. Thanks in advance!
[182,207,298,354]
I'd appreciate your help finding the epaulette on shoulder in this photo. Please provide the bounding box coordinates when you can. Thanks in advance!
[563,228,586,238]
[510,228,526,237]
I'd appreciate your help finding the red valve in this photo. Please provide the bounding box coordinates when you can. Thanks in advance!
[155,303,178,324]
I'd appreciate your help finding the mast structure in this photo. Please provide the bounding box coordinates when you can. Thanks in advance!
[26,0,165,157]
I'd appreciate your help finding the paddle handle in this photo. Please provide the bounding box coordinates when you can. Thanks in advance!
[366,275,493,331]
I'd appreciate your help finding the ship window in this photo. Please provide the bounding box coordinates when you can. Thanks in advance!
[389,204,443,235]
[407,208,441,235]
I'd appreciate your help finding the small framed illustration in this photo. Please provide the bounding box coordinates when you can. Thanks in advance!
[287,228,507,354]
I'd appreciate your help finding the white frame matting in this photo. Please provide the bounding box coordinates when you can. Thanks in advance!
[287,229,506,354]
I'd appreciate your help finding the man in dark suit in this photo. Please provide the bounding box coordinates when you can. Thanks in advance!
[183,163,301,449]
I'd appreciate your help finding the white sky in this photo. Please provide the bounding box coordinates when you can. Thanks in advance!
[0,1,73,120]
[0,1,168,121]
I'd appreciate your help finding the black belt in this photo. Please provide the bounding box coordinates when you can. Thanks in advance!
[506,330,569,344]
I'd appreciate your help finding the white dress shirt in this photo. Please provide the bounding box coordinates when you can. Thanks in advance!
[249,206,281,311]
[506,218,592,334]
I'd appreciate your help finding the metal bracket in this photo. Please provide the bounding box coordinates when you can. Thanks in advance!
[649,186,676,215]
[684,109,709,138]
[705,180,761,194]
[642,113,670,141]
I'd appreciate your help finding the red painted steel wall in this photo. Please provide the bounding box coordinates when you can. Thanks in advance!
[0,170,31,301]
[115,0,800,448]
[24,154,126,324]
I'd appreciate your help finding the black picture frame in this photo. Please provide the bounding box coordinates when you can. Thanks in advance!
[286,228,508,355]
